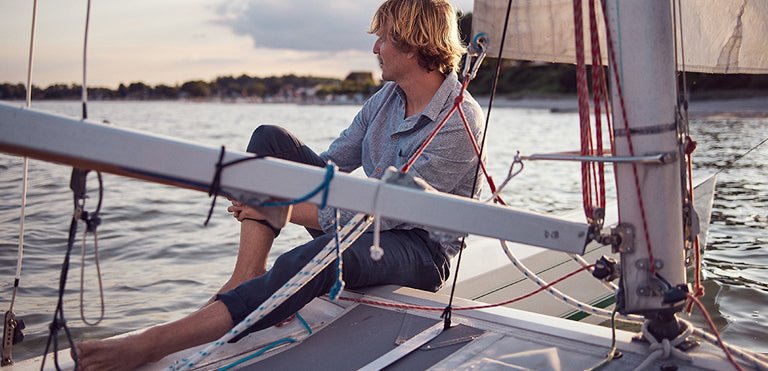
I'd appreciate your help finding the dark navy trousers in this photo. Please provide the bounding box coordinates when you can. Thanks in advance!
[217,125,450,339]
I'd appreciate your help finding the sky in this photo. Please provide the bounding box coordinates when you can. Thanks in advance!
[0,0,474,88]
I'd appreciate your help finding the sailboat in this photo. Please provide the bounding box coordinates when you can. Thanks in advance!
[2,0,767,369]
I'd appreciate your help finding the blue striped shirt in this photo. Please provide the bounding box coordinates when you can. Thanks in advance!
[318,72,485,257]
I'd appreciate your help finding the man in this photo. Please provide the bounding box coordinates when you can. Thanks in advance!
[76,0,484,369]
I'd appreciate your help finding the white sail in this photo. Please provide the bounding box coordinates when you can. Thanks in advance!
[473,0,768,74]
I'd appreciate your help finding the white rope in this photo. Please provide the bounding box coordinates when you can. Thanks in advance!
[500,240,644,323]
[79,229,105,326]
[81,0,92,118]
[8,0,39,315]
[167,213,373,370]
[691,328,768,371]
[369,179,385,261]
[633,320,694,371]
[502,240,768,369]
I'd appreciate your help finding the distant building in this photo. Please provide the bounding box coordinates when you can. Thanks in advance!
[344,72,376,86]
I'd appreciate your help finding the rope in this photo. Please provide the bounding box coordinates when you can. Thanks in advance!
[166,213,373,370]
[338,263,593,312]
[327,209,344,300]
[7,0,39,318]
[217,312,313,371]
[204,146,336,226]
[41,205,82,371]
[500,240,643,323]
[585,309,620,371]
[633,319,694,371]
[81,0,92,120]
[3,2,38,366]
[482,154,523,203]
[79,223,105,326]
[687,295,745,371]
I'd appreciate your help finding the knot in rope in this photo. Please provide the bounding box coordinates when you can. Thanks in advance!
[692,285,705,298]
[48,318,64,333]
[653,339,673,359]
[80,210,101,233]
[634,319,695,370]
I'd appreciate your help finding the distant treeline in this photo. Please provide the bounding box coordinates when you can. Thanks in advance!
[0,74,366,101]
[3,67,765,102]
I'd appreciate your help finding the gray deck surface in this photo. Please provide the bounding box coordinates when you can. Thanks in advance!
[243,305,484,370]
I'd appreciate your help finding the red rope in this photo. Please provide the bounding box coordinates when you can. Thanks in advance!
[337,264,593,312]
[589,0,607,209]
[400,79,506,205]
[684,137,705,313]
[573,0,596,220]
[599,0,656,273]
[688,294,744,371]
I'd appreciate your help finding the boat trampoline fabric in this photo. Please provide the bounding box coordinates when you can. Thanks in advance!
[241,304,484,370]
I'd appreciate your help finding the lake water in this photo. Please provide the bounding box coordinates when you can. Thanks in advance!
[0,100,765,361]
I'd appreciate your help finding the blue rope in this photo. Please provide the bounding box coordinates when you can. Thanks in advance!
[328,208,345,300]
[217,313,313,370]
[260,163,335,208]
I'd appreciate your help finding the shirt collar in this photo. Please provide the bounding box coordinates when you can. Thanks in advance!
[393,71,459,134]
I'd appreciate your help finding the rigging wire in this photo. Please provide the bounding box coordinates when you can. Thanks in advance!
[440,0,515,331]
[714,136,768,176]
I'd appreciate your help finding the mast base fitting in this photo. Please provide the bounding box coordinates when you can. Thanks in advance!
[645,311,687,342]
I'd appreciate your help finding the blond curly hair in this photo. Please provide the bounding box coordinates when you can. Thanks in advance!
[369,0,466,74]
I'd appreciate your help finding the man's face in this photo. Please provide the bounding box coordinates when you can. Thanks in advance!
[372,22,414,82]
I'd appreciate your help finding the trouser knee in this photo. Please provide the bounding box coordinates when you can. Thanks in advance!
[247,125,296,155]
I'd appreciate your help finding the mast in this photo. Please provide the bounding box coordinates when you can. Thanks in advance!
[606,0,687,324]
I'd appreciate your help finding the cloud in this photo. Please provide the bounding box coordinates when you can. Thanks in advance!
[215,0,380,52]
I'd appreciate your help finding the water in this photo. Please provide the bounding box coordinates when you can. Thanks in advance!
[0,101,765,361]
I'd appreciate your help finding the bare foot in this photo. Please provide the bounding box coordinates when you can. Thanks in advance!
[74,335,153,371]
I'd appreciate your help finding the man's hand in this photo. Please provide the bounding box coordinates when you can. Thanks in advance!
[227,200,267,222]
